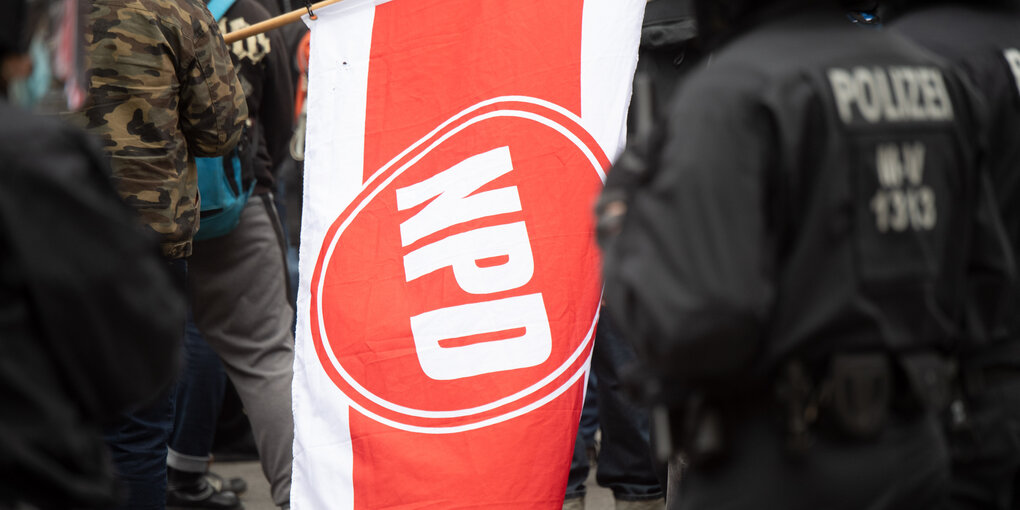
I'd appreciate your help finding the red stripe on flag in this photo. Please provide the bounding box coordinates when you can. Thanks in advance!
[345,0,591,507]
[363,0,585,181]
[349,389,585,508]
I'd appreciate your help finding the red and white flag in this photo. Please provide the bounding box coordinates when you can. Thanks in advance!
[293,0,644,507]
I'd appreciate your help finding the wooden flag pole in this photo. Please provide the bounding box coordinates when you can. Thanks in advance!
[223,0,345,44]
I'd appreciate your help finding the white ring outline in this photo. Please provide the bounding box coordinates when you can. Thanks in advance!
[336,309,598,434]
[316,109,600,417]
[313,98,605,430]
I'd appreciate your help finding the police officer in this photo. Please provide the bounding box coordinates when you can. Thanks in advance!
[598,0,1011,509]
[888,2,1020,508]
[66,0,247,505]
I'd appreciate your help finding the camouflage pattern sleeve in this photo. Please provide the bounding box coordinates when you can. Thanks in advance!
[179,0,248,158]
[69,0,248,259]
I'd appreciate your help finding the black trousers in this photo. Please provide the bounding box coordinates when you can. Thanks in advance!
[668,412,949,510]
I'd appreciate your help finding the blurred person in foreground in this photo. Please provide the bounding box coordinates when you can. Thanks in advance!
[64,0,247,505]
[887,1,1020,508]
[0,0,185,507]
[597,0,1012,508]
[564,2,700,509]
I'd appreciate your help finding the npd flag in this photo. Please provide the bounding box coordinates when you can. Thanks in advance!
[293,0,644,507]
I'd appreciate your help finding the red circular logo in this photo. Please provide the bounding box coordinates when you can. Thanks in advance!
[309,97,607,432]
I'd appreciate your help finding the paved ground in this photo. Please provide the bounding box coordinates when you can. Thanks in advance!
[214,459,616,510]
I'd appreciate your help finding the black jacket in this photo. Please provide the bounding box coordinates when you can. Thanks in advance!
[893,4,1020,367]
[0,102,184,508]
[220,0,295,195]
[633,0,699,119]
[600,6,1010,392]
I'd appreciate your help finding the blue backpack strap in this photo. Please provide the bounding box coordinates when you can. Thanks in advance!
[206,0,239,21]
[196,0,243,241]
[194,151,253,241]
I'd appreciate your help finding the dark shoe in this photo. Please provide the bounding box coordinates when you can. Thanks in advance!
[563,497,585,510]
[168,468,244,510]
[205,471,248,495]
[615,498,665,510]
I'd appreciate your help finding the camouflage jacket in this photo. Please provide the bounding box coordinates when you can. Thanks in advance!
[69,0,248,258]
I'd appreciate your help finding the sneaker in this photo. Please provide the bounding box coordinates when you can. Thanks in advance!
[168,468,244,510]
[205,471,248,495]
[563,496,585,510]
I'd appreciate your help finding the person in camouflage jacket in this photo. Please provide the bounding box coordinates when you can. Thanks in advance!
[71,0,248,259]
[66,0,246,507]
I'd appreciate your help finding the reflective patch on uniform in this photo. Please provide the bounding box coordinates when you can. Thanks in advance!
[827,66,954,125]
[852,135,951,286]
[870,142,936,233]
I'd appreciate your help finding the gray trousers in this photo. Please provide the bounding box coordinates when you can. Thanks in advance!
[189,194,295,507]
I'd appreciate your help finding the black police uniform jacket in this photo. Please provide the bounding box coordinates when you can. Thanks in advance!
[600,4,1010,395]
[894,3,1020,369]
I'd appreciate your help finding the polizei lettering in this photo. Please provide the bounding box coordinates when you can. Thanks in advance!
[828,66,954,124]
[395,146,552,381]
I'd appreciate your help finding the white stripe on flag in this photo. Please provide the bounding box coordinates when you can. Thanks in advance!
[581,0,646,164]
[293,2,376,509]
